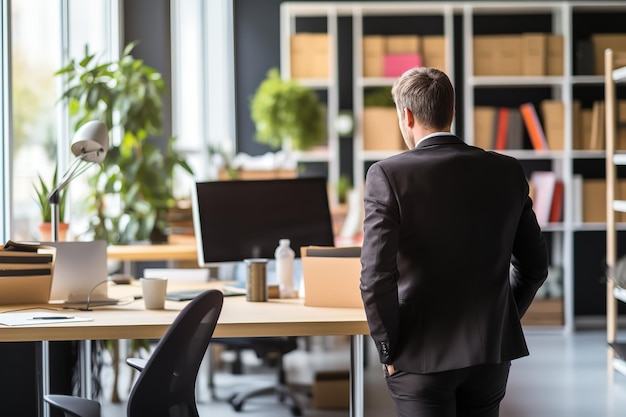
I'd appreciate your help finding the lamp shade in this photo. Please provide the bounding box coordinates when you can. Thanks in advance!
[70,121,109,163]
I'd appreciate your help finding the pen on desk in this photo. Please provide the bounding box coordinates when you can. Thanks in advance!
[30,316,74,320]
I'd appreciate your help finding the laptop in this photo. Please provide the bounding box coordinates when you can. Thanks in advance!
[44,241,118,307]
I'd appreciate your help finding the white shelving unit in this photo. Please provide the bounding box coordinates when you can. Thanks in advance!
[280,3,341,203]
[604,47,626,375]
[279,1,626,331]
[463,2,572,332]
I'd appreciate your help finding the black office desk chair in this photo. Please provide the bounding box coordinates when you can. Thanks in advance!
[44,289,224,417]
[209,336,303,416]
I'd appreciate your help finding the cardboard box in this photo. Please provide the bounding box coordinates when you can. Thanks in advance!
[473,36,499,76]
[301,246,362,308]
[547,34,564,76]
[422,35,446,71]
[474,35,522,76]
[541,100,564,150]
[591,34,626,75]
[473,106,496,150]
[290,33,329,78]
[312,370,350,410]
[582,179,606,223]
[383,53,422,77]
[521,33,547,76]
[385,35,421,54]
[496,35,522,75]
[363,36,385,77]
[363,107,404,151]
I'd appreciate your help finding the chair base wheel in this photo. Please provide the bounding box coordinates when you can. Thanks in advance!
[228,394,243,412]
[291,406,302,416]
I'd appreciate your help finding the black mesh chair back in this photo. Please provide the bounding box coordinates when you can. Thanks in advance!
[127,289,223,417]
[45,289,224,417]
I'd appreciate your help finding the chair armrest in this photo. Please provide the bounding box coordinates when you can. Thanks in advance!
[126,357,148,372]
[44,394,100,417]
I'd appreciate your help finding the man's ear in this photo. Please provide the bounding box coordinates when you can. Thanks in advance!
[403,107,415,128]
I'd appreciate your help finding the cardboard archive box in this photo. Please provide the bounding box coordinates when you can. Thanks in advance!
[385,35,421,54]
[422,35,446,71]
[521,33,547,76]
[473,106,496,150]
[541,100,564,150]
[591,33,626,75]
[312,370,350,409]
[547,34,564,75]
[474,35,522,76]
[363,35,386,77]
[301,246,362,308]
[362,107,404,151]
[290,33,329,78]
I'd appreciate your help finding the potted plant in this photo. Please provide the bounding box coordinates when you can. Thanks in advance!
[33,165,69,241]
[55,42,192,402]
[250,68,326,151]
[55,42,193,245]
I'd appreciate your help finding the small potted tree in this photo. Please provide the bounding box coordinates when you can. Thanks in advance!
[33,166,68,241]
[250,68,326,151]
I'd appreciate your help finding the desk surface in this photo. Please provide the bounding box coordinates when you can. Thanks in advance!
[0,281,369,342]
[107,244,198,262]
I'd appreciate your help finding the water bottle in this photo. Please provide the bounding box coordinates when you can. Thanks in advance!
[275,238,295,298]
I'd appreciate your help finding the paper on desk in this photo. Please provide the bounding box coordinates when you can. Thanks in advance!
[0,311,93,326]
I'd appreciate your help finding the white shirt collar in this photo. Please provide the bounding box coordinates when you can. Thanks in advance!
[415,132,451,148]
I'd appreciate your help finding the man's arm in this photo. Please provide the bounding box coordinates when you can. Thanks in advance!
[510,194,549,317]
[360,163,401,364]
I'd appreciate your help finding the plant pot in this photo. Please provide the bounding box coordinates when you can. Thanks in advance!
[38,222,69,242]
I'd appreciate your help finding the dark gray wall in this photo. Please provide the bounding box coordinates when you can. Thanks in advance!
[123,0,172,148]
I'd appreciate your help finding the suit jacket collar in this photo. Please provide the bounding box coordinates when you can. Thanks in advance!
[415,134,465,149]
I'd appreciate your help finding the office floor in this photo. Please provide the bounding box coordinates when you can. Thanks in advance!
[100,331,626,417]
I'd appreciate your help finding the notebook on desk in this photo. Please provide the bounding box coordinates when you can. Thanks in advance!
[44,241,119,307]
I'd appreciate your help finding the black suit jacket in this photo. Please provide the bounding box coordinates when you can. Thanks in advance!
[360,135,548,374]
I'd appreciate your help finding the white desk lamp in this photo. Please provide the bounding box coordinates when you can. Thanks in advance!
[48,120,109,242]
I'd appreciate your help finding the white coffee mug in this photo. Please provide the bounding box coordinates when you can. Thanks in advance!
[140,277,168,309]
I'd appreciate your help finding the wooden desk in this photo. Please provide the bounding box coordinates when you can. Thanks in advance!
[107,244,197,262]
[0,281,368,417]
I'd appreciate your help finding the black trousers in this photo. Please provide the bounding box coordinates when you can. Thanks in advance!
[385,362,511,417]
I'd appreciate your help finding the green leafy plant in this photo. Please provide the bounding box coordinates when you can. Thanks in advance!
[55,42,192,244]
[336,175,351,205]
[250,68,326,150]
[364,87,395,107]
[33,165,67,223]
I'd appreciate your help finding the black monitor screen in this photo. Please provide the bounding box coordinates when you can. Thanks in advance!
[192,178,335,265]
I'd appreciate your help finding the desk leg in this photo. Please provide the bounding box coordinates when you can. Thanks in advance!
[350,334,365,417]
[41,341,50,417]
[79,340,92,398]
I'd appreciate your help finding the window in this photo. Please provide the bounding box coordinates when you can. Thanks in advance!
[3,0,118,242]
[171,0,235,188]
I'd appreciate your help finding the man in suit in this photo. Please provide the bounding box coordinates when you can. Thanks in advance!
[359,67,548,417]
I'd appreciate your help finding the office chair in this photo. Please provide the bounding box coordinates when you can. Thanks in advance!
[44,289,224,417]
[209,336,303,416]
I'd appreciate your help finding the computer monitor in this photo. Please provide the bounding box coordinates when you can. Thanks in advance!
[191,177,335,265]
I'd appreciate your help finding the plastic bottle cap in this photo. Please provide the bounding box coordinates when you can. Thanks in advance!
[280,239,290,245]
